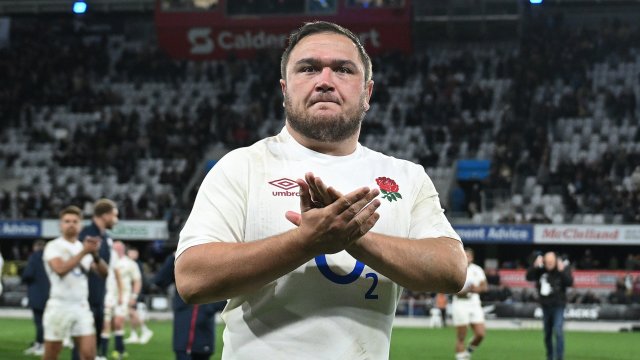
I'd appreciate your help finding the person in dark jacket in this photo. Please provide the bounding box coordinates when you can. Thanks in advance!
[153,253,226,360]
[21,239,50,356]
[526,251,574,360]
[73,198,119,360]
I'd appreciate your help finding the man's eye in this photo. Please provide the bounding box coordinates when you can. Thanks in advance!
[301,66,316,73]
[337,67,352,74]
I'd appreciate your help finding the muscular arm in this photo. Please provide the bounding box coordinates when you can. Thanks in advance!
[347,233,466,293]
[48,251,89,277]
[176,184,380,304]
[474,279,489,293]
[304,172,466,293]
[90,257,108,278]
[175,229,313,304]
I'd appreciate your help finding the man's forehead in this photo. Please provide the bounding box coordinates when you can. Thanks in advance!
[289,32,360,63]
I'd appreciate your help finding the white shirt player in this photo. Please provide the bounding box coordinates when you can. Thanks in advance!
[455,263,486,304]
[178,127,461,360]
[117,256,141,295]
[105,249,120,296]
[43,237,94,303]
[106,252,141,298]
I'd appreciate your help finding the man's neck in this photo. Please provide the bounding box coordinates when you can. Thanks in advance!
[62,235,77,243]
[93,218,106,233]
[286,123,359,156]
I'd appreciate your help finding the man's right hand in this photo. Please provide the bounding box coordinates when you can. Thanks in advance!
[534,255,543,268]
[285,176,381,255]
[83,236,101,255]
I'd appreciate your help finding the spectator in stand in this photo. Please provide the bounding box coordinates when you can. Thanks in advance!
[580,290,601,304]
[632,275,640,304]
[526,252,574,360]
[21,240,50,356]
[609,276,629,304]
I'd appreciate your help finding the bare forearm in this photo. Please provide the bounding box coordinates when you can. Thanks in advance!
[175,229,314,304]
[347,233,466,293]
[92,258,108,277]
[50,252,88,277]
[132,280,142,295]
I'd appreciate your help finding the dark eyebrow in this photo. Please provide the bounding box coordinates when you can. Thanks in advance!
[294,58,359,70]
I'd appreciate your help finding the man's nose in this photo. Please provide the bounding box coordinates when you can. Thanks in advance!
[315,67,335,92]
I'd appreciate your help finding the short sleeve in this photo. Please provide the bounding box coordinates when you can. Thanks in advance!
[43,241,63,262]
[477,266,487,282]
[408,172,461,241]
[177,150,248,259]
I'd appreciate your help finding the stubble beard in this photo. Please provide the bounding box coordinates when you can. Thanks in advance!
[63,228,78,240]
[284,92,367,143]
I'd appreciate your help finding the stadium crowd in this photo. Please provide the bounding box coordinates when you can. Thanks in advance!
[1,17,638,224]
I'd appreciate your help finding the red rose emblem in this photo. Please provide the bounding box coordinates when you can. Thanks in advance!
[375,177,402,202]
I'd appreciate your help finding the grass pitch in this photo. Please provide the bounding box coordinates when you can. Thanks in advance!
[0,317,635,359]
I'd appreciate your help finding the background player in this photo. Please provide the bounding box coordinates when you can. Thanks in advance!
[124,247,153,345]
[99,241,142,360]
[452,247,487,360]
[42,206,108,360]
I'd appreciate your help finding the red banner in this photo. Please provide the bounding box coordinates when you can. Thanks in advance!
[498,269,640,290]
[154,1,412,60]
[157,24,411,60]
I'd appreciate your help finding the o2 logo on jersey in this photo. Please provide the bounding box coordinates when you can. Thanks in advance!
[71,266,84,277]
[314,255,378,299]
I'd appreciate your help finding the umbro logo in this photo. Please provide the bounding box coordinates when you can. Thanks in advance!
[268,178,300,197]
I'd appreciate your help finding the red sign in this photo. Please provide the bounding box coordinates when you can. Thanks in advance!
[498,269,640,290]
[154,1,412,60]
[158,25,410,60]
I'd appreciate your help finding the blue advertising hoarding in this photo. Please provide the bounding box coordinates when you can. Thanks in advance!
[0,220,42,238]
[454,225,533,244]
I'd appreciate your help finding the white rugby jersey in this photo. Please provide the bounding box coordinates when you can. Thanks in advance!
[105,249,119,295]
[454,263,487,304]
[117,256,141,295]
[106,254,140,296]
[43,237,93,303]
[178,127,461,360]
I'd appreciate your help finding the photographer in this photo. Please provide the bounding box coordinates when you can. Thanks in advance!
[526,251,574,360]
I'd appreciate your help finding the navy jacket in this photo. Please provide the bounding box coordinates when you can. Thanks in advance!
[153,254,226,354]
[79,221,111,305]
[21,250,50,310]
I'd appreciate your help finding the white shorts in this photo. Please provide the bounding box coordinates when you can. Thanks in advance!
[451,300,485,326]
[43,300,95,341]
[104,292,129,321]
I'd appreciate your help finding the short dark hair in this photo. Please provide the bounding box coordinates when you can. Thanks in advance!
[280,21,372,82]
[59,205,82,219]
[93,198,117,217]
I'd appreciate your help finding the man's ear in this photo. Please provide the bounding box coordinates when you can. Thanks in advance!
[363,80,374,111]
[280,79,287,98]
